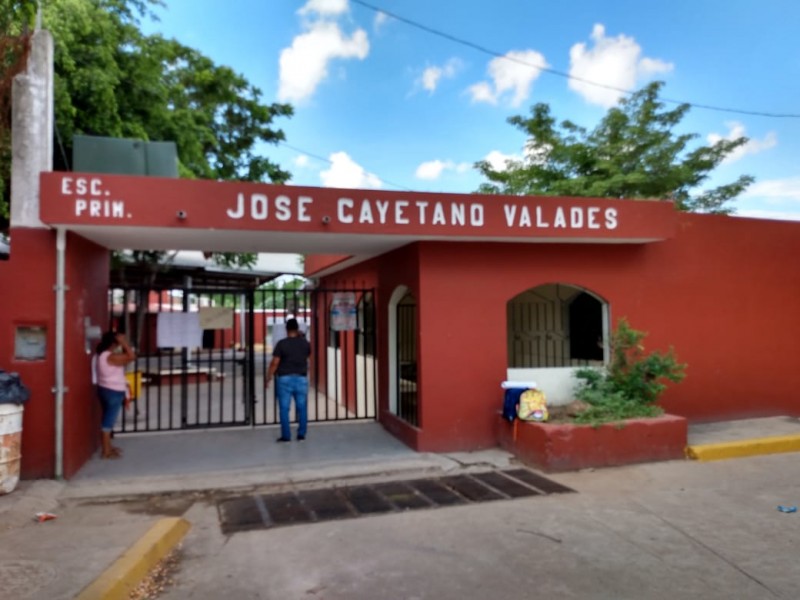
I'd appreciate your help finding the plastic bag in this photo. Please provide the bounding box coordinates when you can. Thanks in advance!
[0,370,30,405]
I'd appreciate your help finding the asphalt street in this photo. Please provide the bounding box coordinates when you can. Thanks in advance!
[2,421,799,599]
[157,453,800,600]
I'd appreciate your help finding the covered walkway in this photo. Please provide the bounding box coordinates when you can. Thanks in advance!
[62,422,509,499]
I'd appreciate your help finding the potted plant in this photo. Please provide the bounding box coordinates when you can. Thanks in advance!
[499,319,688,471]
[572,318,686,426]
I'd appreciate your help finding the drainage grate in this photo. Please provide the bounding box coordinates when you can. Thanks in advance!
[504,468,575,494]
[217,468,575,534]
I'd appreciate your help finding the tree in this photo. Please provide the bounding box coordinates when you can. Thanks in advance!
[0,0,37,222]
[2,0,294,346]
[2,0,292,244]
[476,82,753,214]
[255,277,309,310]
[573,318,686,425]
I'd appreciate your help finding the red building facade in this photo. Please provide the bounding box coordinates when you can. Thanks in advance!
[2,172,798,478]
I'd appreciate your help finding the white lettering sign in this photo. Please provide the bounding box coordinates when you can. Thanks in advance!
[222,192,623,232]
[226,193,314,221]
[62,176,129,220]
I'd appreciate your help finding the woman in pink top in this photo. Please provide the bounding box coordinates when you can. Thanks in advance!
[95,331,136,458]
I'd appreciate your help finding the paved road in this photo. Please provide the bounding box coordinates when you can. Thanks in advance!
[155,453,800,600]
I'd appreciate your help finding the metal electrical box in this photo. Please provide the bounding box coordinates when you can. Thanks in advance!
[73,135,178,178]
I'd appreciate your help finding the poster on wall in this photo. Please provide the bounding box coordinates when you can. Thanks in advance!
[330,292,357,331]
[156,312,203,348]
[198,306,234,330]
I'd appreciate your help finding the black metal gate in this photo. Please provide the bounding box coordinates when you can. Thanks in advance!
[396,292,418,426]
[108,286,377,433]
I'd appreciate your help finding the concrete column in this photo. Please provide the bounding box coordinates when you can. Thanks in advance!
[10,29,54,229]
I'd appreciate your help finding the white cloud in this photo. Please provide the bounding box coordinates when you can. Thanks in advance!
[707,122,777,164]
[743,177,800,204]
[421,67,442,93]
[419,58,462,93]
[294,155,310,168]
[278,18,369,103]
[374,11,389,31]
[298,0,349,17]
[568,24,673,107]
[737,177,800,222]
[416,160,447,180]
[484,150,521,172]
[468,50,548,107]
[735,209,800,222]
[320,152,382,188]
[467,81,496,104]
[415,159,471,180]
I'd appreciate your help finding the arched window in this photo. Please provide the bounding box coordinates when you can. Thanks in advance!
[507,283,608,368]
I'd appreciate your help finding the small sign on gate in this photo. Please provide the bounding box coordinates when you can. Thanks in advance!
[330,292,357,331]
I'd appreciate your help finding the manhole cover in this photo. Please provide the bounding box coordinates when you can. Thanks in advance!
[217,468,575,534]
[0,560,57,599]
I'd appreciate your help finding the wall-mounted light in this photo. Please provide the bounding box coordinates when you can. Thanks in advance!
[176,210,187,220]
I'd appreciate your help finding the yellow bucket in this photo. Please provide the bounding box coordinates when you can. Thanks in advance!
[125,371,143,400]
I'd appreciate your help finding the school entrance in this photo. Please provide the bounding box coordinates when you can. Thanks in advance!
[109,285,377,433]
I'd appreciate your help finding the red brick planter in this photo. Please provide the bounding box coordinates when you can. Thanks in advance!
[497,414,688,472]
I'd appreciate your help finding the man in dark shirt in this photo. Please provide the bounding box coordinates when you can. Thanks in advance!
[266,318,311,442]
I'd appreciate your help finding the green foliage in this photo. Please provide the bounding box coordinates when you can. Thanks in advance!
[0,0,38,33]
[210,252,257,270]
[476,81,754,214]
[573,318,686,425]
[0,0,38,220]
[256,277,309,309]
[2,0,293,227]
[40,0,292,182]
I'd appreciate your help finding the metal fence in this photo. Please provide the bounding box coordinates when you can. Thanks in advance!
[396,294,418,426]
[108,286,377,433]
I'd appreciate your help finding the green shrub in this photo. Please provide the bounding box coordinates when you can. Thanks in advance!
[573,318,686,425]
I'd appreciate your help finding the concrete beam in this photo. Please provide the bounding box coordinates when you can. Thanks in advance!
[11,29,54,229]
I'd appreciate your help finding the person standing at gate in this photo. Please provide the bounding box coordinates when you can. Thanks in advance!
[94,331,136,458]
[266,318,311,442]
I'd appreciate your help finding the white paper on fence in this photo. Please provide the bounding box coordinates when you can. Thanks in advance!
[157,312,203,348]
[330,292,357,331]
[198,306,234,330]
[501,380,538,389]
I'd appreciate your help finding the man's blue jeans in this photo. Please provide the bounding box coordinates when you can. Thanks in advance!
[276,375,308,440]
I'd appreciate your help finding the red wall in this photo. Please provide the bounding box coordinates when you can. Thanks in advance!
[321,244,423,449]
[320,213,800,453]
[7,206,798,472]
[0,228,108,478]
[0,229,58,478]
[62,232,109,477]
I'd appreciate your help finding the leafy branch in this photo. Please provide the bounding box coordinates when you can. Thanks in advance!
[573,318,686,425]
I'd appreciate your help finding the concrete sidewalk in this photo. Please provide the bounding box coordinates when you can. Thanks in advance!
[0,423,511,599]
[2,418,799,599]
[687,415,800,461]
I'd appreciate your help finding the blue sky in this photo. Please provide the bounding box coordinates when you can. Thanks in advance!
[142,0,800,221]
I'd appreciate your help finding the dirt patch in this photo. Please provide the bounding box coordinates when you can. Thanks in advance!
[544,400,592,424]
[128,547,182,599]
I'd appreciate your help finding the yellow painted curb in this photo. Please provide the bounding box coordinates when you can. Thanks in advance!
[75,517,191,600]
[686,434,800,462]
